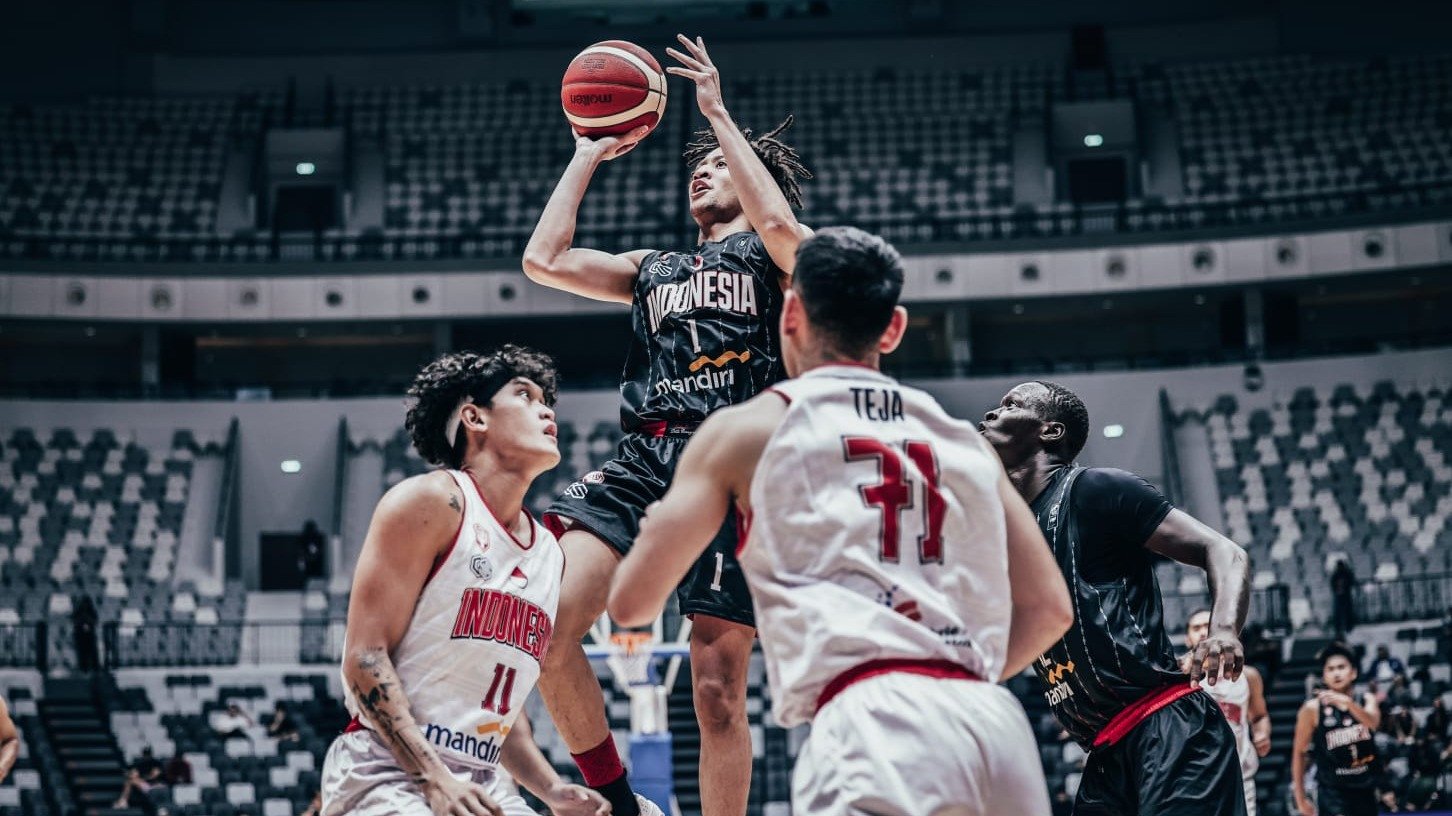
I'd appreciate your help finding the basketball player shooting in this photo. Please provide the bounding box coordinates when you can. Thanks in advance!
[321,347,607,816]
[524,34,811,816]
[609,227,1075,816]
[979,382,1252,815]
[1184,609,1271,816]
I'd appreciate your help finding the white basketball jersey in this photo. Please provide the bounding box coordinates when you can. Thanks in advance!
[740,365,1012,727]
[343,469,564,769]
[1201,672,1259,778]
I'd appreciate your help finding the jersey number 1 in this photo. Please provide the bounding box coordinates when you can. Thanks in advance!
[844,437,945,563]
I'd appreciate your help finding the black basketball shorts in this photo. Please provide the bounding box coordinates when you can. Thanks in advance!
[1315,785,1378,816]
[1073,690,1248,816]
[543,431,755,628]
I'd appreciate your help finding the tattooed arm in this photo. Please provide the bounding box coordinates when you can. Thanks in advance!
[344,471,501,816]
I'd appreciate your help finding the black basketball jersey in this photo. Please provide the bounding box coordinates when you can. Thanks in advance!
[1313,696,1379,790]
[1030,466,1188,748]
[619,231,787,432]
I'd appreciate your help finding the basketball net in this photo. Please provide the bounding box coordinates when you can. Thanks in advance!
[607,630,669,735]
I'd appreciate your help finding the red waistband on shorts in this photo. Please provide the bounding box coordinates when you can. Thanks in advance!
[638,421,700,437]
[816,659,981,716]
[343,716,366,734]
[1092,682,1202,749]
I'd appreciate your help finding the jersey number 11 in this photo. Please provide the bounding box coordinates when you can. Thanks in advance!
[844,437,945,563]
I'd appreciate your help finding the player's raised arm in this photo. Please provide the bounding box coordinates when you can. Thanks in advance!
[667,35,811,275]
[1145,510,1250,685]
[522,129,653,304]
[342,472,502,816]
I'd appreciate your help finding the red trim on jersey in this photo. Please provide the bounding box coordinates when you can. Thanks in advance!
[343,716,365,734]
[733,505,754,557]
[765,387,792,405]
[639,420,700,437]
[1092,682,1203,749]
[815,659,981,715]
[422,497,467,589]
[462,467,536,550]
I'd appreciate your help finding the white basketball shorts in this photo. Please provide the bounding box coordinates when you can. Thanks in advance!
[792,673,1052,816]
[321,729,535,816]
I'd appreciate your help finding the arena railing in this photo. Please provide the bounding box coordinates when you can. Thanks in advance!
[102,619,349,669]
[0,622,48,671]
[3,180,1451,264]
[1355,572,1452,625]
[1161,583,1291,637]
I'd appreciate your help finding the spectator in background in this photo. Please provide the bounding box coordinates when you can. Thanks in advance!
[1330,560,1357,637]
[1424,698,1449,745]
[298,520,326,580]
[1371,645,1407,683]
[163,752,192,785]
[72,594,99,673]
[113,746,163,810]
[1388,706,1418,745]
[213,702,253,740]
[0,695,18,783]
[266,701,299,743]
[1387,675,1415,710]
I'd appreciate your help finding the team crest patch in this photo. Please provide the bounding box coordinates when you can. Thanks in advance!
[470,554,494,582]
[583,471,606,485]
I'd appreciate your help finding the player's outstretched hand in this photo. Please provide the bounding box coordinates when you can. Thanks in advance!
[574,125,652,162]
[665,34,725,119]
[424,772,505,816]
[542,782,610,816]
[1188,630,1244,686]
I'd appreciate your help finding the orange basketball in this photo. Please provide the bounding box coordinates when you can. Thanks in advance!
[561,40,668,138]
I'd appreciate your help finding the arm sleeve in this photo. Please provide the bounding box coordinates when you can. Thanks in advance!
[1072,467,1174,583]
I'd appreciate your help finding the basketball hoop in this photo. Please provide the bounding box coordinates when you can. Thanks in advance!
[607,631,658,688]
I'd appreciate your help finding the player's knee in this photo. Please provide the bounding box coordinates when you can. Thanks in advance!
[692,673,745,731]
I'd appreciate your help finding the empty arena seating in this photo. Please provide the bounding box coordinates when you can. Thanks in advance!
[338,79,687,257]
[0,93,279,256]
[1184,381,1452,629]
[3,51,1452,262]
[1134,53,1452,204]
[105,672,347,816]
[0,426,235,671]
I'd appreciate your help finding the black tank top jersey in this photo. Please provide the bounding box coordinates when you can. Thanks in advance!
[1313,696,1379,789]
[620,231,787,432]
[1030,466,1188,748]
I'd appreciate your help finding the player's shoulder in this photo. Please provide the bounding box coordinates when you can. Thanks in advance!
[1073,467,1162,500]
[380,469,462,514]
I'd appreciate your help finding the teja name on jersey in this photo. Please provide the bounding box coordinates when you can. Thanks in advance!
[645,269,759,334]
[449,587,554,661]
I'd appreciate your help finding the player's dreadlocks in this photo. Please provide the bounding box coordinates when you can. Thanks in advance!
[405,345,558,469]
[683,114,812,209]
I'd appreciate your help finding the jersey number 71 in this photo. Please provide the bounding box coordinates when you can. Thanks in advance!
[843,437,945,563]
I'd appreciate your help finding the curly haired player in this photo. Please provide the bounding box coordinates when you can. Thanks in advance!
[522,33,811,816]
[321,347,606,816]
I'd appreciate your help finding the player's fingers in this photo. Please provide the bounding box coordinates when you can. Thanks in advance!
[1187,644,1204,683]
[694,36,713,65]
[664,67,705,82]
[1229,649,1245,681]
[676,33,702,57]
[1202,643,1223,685]
[665,47,704,70]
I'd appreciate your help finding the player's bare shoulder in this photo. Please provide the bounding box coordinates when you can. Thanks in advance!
[373,469,466,537]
